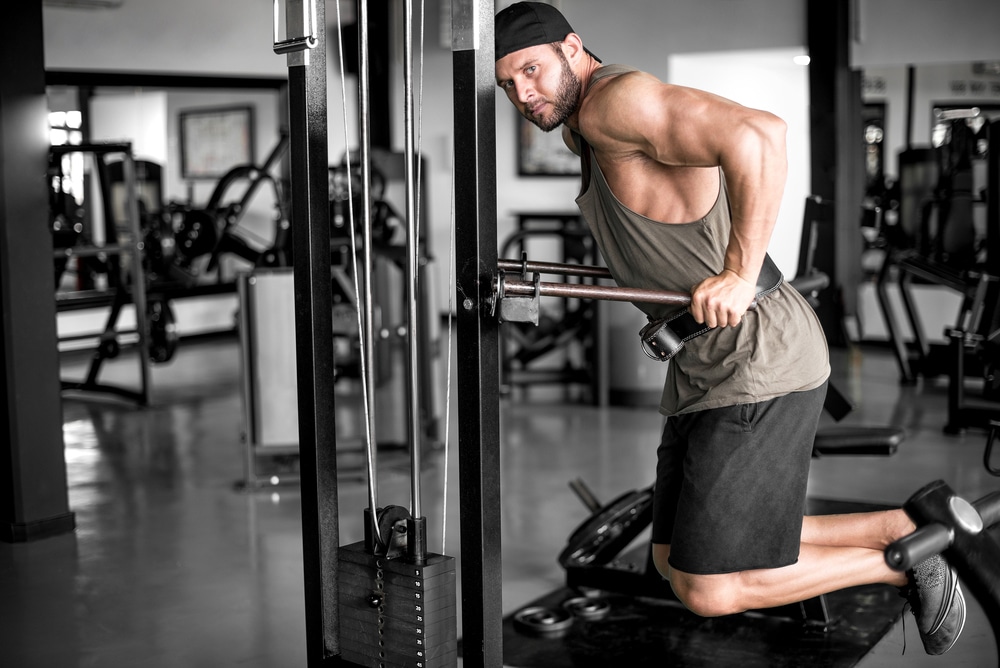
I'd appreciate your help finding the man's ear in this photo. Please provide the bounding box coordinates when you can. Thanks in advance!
[561,32,586,63]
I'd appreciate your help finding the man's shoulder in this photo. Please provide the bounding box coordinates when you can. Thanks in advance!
[590,64,652,91]
[592,63,642,81]
[579,67,665,133]
[587,67,676,111]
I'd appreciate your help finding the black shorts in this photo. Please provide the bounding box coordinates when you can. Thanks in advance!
[651,382,827,575]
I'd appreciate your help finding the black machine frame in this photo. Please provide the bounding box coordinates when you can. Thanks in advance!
[452,1,504,664]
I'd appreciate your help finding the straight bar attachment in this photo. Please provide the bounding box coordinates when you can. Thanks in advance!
[497,274,692,308]
[497,257,612,280]
[493,257,761,326]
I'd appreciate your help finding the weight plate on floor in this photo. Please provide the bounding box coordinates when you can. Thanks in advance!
[558,486,655,569]
[562,596,610,622]
[513,606,574,637]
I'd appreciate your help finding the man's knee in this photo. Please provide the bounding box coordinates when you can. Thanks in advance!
[652,543,671,581]
[669,570,744,617]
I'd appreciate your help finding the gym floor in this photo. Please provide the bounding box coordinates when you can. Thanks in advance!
[1,332,998,667]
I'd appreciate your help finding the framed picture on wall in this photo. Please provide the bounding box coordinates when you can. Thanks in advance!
[516,114,581,177]
[179,105,255,179]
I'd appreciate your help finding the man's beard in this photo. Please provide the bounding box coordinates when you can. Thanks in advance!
[527,54,581,132]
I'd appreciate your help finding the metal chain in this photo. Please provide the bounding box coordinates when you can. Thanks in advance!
[375,560,387,663]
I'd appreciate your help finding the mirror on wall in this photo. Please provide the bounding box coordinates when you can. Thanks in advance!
[858,61,1000,251]
[46,81,286,291]
[46,79,289,346]
[854,61,1000,343]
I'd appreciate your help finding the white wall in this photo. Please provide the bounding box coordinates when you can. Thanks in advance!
[43,0,286,77]
[90,91,169,164]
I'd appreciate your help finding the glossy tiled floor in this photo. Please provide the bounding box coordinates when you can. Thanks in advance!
[2,334,999,667]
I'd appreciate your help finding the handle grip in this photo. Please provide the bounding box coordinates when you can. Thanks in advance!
[885,524,954,572]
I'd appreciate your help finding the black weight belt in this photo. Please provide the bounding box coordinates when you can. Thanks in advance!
[639,254,783,362]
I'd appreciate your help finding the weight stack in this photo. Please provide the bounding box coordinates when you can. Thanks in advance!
[338,541,458,667]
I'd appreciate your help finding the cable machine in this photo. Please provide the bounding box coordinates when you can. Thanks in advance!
[277,0,456,665]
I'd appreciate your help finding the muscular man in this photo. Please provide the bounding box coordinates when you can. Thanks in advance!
[494,2,965,655]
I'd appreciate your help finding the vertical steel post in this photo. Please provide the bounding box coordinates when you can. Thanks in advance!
[403,0,422,535]
[274,0,339,664]
[358,0,380,537]
[988,119,999,267]
[0,0,76,543]
[120,149,152,403]
[452,1,503,666]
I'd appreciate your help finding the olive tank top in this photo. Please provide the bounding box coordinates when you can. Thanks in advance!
[574,65,830,415]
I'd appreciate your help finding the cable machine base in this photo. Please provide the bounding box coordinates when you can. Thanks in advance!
[338,541,458,668]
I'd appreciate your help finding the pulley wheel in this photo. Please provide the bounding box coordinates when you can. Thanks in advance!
[375,505,410,559]
[513,606,574,638]
[558,486,655,569]
[562,596,611,622]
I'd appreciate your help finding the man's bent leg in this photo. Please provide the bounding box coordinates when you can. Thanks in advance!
[662,537,964,655]
[668,542,907,617]
[801,508,916,550]
[663,507,918,576]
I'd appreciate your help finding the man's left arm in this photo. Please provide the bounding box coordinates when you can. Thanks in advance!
[695,108,787,328]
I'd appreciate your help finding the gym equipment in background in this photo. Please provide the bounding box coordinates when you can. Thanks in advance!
[497,212,602,404]
[51,132,292,404]
[164,131,291,282]
[875,115,999,433]
[274,0,456,664]
[51,142,153,404]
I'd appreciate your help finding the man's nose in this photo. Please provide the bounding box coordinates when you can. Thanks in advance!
[515,81,534,105]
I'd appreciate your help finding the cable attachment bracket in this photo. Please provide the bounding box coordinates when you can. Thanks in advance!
[272,0,318,62]
[493,268,541,325]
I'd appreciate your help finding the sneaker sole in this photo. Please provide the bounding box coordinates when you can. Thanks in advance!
[929,583,967,656]
[928,567,958,636]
